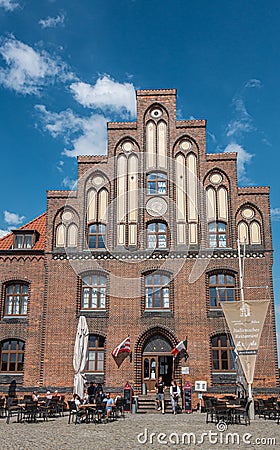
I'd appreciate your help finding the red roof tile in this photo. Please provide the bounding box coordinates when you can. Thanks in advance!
[0,212,46,251]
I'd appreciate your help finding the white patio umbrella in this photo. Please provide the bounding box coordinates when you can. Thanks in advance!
[73,315,89,399]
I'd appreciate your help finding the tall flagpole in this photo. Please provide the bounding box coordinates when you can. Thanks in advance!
[237,239,254,418]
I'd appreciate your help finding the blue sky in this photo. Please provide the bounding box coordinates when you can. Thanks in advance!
[0,0,280,358]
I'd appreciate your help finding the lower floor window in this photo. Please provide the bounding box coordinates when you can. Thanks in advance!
[211,334,235,371]
[87,334,105,372]
[0,339,25,372]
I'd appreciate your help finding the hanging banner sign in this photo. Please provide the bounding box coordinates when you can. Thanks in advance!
[221,300,269,384]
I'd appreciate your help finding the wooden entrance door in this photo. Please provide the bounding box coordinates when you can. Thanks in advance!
[142,355,173,391]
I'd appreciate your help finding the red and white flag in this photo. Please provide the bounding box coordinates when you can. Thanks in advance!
[112,336,131,358]
[171,339,188,358]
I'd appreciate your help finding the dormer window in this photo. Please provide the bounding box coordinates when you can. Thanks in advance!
[12,230,37,249]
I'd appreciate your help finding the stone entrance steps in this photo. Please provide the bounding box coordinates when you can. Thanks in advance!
[136,394,173,414]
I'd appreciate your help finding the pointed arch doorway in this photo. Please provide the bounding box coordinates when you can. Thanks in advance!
[142,334,173,391]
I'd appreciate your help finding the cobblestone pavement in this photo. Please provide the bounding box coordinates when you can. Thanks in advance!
[0,412,279,450]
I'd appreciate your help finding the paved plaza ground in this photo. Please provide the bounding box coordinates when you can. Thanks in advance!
[0,411,280,450]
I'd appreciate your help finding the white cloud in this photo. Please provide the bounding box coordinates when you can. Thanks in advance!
[207,131,217,144]
[0,228,10,238]
[62,177,76,189]
[0,36,73,95]
[226,98,254,138]
[4,210,25,225]
[35,104,108,157]
[224,142,254,183]
[70,75,136,116]
[226,79,262,139]
[271,208,280,221]
[39,13,65,29]
[56,160,64,172]
[245,79,262,89]
[0,0,19,11]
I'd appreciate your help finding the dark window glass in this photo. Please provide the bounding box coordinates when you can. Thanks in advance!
[211,334,235,372]
[14,234,34,249]
[88,224,106,249]
[0,339,25,372]
[86,334,105,373]
[145,273,170,309]
[147,173,167,195]
[209,273,235,307]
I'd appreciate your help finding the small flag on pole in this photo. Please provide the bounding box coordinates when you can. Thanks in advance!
[171,339,188,358]
[112,336,131,358]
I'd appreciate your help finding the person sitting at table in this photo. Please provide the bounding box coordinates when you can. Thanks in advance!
[32,391,38,402]
[102,392,115,422]
[71,393,87,423]
[46,391,52,400]
[82,389,89,404]
[52,390,61,401]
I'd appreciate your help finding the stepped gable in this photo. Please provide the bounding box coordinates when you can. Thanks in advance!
[0,212,46,250]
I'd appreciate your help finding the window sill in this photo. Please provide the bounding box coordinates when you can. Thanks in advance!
[142,309,173,318]
[79,310,108,318]
[207,309,224,318]
[1,316,27,323]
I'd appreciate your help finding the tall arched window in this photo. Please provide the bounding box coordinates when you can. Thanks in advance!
[88,223,106,249]
[145,273,170,309]
[86,335,105,373]
[147,222,168,249]
[211,334,235,371]
[0,339,25,372]
[5,283,28,316]
[81,274,106,309]
[209,273,236,307]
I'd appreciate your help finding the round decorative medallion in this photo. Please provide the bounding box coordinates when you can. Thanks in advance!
[150,108,163,119]
[180,140,192,151]
[242,208,255,219]
[62,211,73,222]
[92,175,104,187]
[210,173,223,185]
[122,141,133,152]
[146,197,168,217]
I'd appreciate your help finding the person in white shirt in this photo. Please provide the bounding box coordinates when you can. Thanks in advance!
[170,380,180,414]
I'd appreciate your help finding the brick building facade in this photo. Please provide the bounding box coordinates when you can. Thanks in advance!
[0,88,278,395]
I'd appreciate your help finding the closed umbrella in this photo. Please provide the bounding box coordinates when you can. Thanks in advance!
[73,316,89,399]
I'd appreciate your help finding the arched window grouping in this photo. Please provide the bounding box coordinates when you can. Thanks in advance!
[206,181,229,248]
[175,151,198,245]
[238,221,261,245]
[56,223,78,248]
[116,153,138,246]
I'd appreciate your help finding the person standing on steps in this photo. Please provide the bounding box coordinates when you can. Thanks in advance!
[170,380,180,414]
[155,376,166,414]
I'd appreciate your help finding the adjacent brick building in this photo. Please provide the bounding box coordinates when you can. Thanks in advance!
[0,89,278,396]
